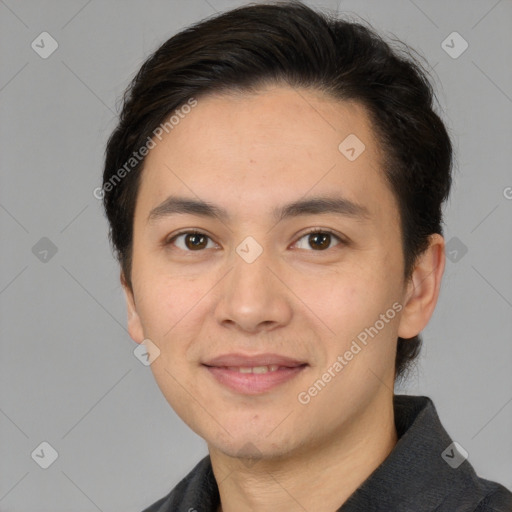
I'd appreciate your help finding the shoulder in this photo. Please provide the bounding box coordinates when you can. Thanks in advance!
[349,395,512,512]
[472,479,512,511]
[437,473,512,512]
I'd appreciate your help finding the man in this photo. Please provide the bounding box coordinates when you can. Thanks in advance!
[101,2,512,511]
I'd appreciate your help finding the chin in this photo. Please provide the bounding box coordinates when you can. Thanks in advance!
[207,427,302,462]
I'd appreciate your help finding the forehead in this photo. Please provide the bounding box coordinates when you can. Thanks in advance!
[135,86,396,224]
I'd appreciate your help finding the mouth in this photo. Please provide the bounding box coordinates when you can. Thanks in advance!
[202,353,308,395]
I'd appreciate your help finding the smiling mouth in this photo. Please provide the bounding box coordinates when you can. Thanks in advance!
[202,353,308,394]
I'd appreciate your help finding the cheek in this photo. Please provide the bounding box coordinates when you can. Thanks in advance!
[138,276,204,403]
[301,265,400,353]
[134,270,226,391]
[135,272,203,343]
[304,271,379,327]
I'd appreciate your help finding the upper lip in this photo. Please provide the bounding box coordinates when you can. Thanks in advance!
[203,353,307,368]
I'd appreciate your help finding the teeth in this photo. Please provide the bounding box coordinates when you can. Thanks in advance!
[253,366,270,374]
[227,365,280,373]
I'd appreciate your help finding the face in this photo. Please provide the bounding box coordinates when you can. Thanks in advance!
[123,85,432,461]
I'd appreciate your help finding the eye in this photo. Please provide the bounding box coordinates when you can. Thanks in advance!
[166,230,217,251]
[165,228,346,253]
[293,229,344,251]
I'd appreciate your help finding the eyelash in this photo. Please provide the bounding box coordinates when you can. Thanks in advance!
[164,228,347,252]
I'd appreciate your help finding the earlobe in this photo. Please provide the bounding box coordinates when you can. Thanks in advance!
[397,234,446,339]
[121,271,145,344]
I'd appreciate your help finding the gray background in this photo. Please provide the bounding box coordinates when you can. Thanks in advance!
[1,0,511,510]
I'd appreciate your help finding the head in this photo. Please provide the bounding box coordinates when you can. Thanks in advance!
[102,2,451,460]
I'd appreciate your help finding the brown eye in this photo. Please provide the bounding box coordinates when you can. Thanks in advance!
[308,232,331,250]
[184,233,208,250]
[168,231,215,251]
[294,230,343,251]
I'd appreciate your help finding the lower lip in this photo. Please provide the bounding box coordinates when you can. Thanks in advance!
[204,365,306,394]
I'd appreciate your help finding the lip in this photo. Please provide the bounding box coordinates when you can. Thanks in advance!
[203,353,306,368]
[203,353,308,395]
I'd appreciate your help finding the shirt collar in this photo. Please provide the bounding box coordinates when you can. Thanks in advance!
[339,394,478,511]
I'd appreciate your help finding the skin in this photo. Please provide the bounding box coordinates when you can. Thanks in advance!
[122,85,445,512]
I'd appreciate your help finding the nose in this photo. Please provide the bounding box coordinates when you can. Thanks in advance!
[214,245,293,334]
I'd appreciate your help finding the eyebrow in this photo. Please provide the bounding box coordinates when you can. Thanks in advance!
[147,194,370,225]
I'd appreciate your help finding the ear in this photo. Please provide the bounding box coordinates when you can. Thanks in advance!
[121,271,145,344]
[397,234,445,339]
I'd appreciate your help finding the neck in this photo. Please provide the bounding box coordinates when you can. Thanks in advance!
[210,391,398,512]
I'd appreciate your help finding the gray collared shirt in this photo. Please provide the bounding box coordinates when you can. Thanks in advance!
[142,395,512,511]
